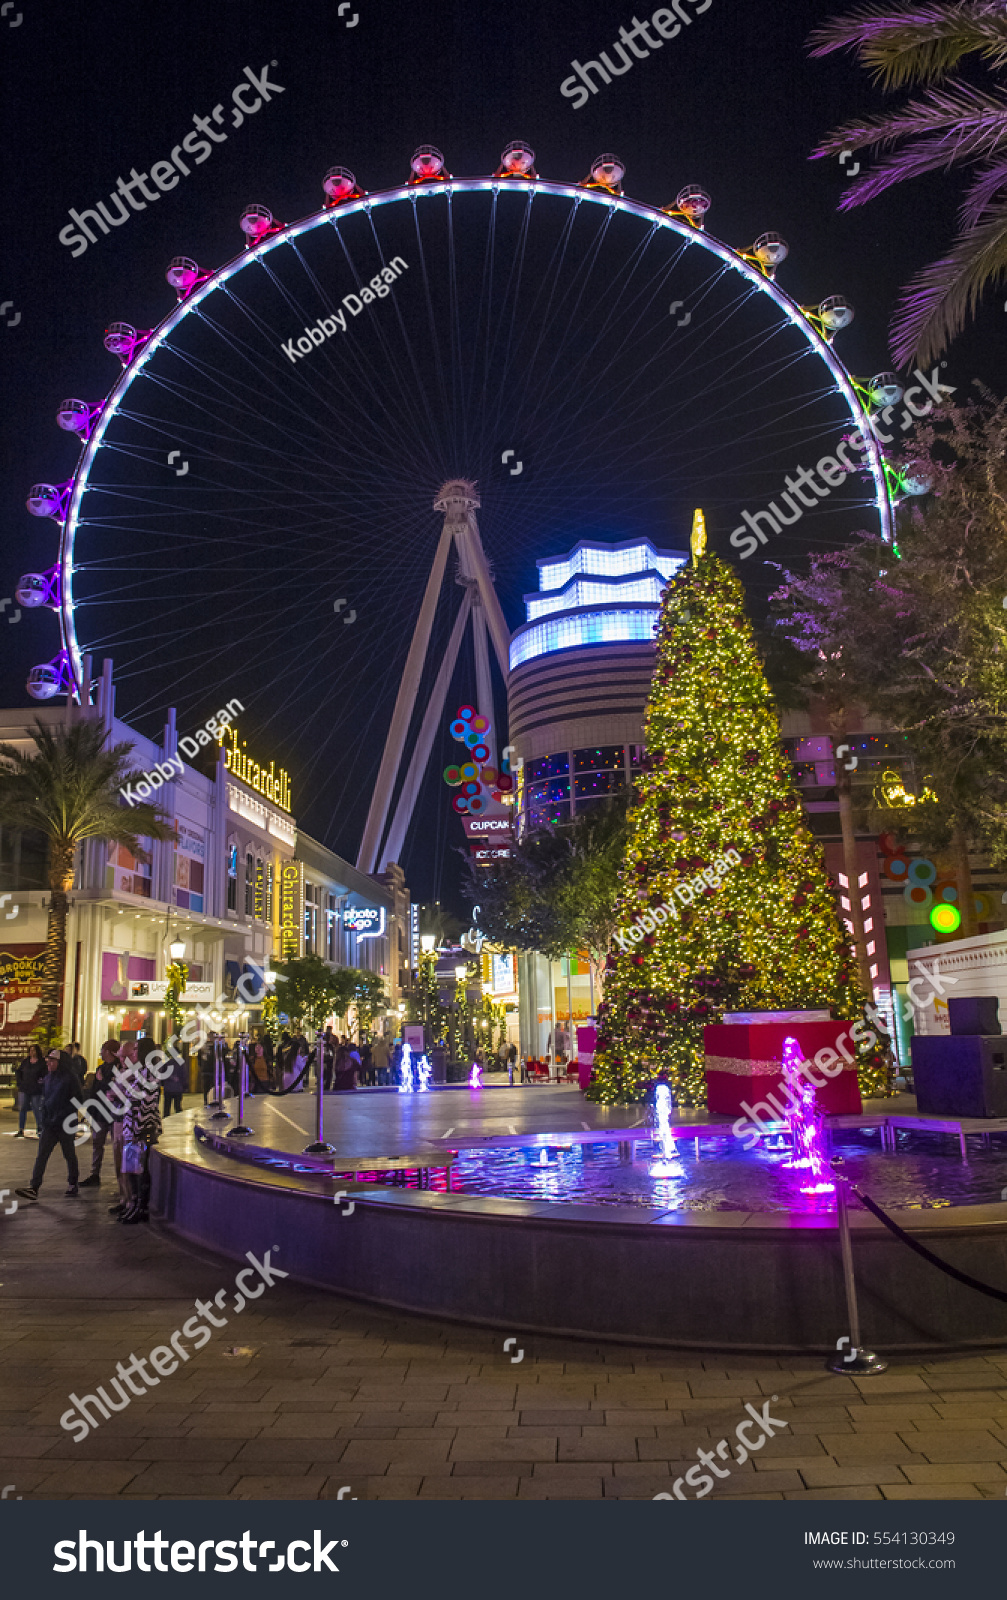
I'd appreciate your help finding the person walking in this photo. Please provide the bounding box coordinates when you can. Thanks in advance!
[371,1033,390,1087]
[106,1038,139,1217]
[359,1038,373,1086]
[119,1037,163,1224]
[161,1047,187,1116]
[198,1034,216,1104]
[79,1040,122,1188]
[14,1050,81,1200]
[68,1042,88,1089]
[24,1044,49,1137]
[14,1044,44,1137]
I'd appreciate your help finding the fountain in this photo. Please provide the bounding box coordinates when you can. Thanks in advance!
[397,1041,414,1094]
[469,1062,482,1088]
[779,1035,835,1196]
[649,1081,684,1178]
[416,1052,432,1092]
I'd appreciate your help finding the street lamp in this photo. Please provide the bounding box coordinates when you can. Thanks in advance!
[454,964,468,982]
[420,934,436,954]
[169,937,186,961]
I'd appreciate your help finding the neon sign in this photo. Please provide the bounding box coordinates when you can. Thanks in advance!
[344,905,385,940]
[219,725,292,813]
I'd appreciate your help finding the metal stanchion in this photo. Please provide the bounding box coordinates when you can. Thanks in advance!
[304,1027,336,1155]
[827,1159,887,1374]
[227,1032,254,1138]
[209,1035,231,1122]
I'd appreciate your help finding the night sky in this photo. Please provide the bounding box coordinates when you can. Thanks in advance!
[1,0,1000,912]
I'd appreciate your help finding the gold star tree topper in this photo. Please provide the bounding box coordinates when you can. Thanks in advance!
[690,507,707,564]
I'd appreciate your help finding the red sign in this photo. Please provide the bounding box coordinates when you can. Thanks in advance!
[0,944,46,1070]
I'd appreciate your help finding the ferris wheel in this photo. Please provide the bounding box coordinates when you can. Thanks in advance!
[17,141,898,853]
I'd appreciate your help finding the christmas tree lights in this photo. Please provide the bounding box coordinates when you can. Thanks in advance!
[587,548,887,1106]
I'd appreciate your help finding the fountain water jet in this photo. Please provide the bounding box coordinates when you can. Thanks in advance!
[780,1035,835,1195]
[649,1081,684,1177]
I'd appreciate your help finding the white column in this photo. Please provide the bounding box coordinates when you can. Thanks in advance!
[356,516,456,873]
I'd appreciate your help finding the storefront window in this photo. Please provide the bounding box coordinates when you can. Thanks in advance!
[227,844,238,911]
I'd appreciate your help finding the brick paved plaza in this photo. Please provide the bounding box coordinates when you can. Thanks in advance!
[3,1107,1007,1502]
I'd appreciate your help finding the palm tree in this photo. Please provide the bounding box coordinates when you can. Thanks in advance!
[809,3,1007,367]
[0,717,174,1045]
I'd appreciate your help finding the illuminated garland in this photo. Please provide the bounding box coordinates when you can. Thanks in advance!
[587,552,888,1106]
[164,960,188,1033]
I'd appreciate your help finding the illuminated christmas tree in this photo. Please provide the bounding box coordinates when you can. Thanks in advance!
[588,521,887,1107]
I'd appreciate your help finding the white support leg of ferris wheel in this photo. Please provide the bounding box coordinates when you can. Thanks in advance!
[356,516,455,874]
[471,602,497,769]
[381,588,474,869]
[453,508,510,678]
[357,479,510,875]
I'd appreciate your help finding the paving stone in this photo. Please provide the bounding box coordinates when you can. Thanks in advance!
[232,1475,327,1499]
[900,1460,1007,1483]
[450,1436,557,1463]
[880,1483,986,1500]
[799,1463,910,1488]
[817,1432,920,1462]
[785,1486,884,1499]
[906,1430,1007,1461]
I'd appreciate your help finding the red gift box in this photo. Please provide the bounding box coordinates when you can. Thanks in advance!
[704,1017,863,1118]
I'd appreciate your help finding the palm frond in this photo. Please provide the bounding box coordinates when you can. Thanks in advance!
[808,3,1007,90]
[889,195,1007,368]
[0,717,175,864]
[813,78,1007,156]
[959,152,1007,224]
[835,129,1002,207]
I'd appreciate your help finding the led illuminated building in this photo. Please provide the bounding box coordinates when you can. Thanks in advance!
[508,536,688,827]
[508,535,687,1060]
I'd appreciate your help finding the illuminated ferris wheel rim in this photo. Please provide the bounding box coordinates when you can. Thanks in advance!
[37,159,892,703]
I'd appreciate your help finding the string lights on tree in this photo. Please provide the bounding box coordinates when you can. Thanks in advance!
[588,526,887,1107]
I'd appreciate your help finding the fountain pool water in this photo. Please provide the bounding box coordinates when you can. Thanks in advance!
[445,1127,1007,1214]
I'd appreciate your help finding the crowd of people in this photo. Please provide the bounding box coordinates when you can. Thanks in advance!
[8,1028,538,1215]
[12,1035,163,1223]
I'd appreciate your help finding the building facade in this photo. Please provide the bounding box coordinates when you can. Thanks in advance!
[0,660,409,1074]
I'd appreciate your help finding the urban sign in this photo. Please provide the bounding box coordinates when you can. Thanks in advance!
[128,980,217,1002]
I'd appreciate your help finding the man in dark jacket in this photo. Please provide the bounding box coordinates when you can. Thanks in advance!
[68,1042,88,1088]
[14,1051,81,1200]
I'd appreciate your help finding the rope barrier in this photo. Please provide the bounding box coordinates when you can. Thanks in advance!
[851,1182,1007,1306]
